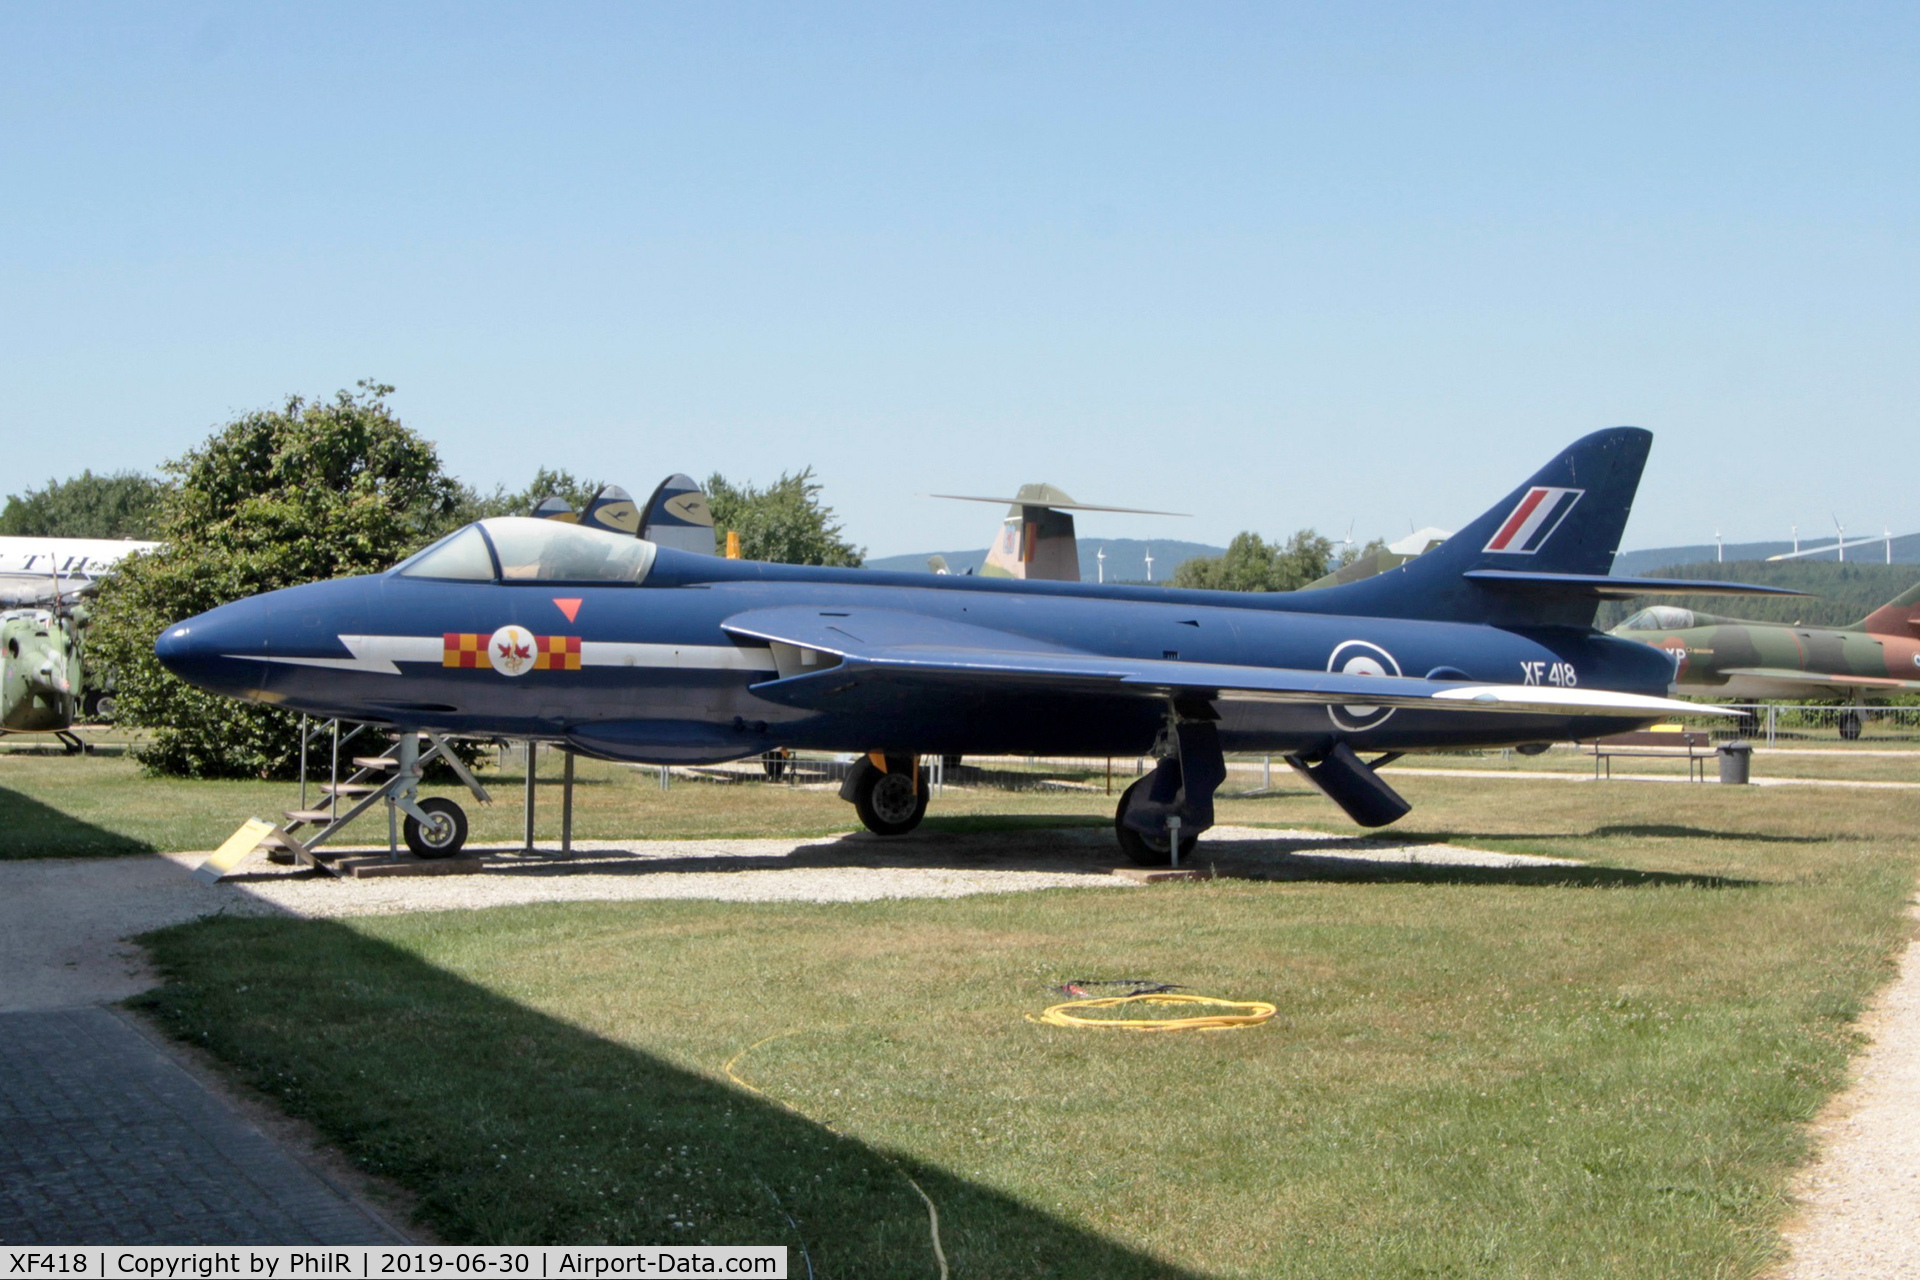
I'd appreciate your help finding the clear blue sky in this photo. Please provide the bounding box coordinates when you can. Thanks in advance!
[3,3,1915,557]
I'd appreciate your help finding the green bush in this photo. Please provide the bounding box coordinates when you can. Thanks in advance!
[88,382,464,778]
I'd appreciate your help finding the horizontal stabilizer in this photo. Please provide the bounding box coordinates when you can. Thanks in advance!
[932,492,1189,516]
[1461,570,1811,599]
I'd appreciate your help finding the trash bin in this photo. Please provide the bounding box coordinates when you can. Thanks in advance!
[1718,741,1752,785]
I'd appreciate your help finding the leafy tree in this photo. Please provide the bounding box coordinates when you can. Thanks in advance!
[453,468,604,523]
[706,468,864,566]
[0,470,166,539]
[88,382,465,778]
[1340,537,1391,568]
[1170,529,1334,592]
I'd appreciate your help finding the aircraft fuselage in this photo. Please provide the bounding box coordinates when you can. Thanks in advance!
[158,547,1673,764]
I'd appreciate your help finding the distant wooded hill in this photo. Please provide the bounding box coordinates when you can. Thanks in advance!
[866,537,1225,583]
[1613,532,1920,576]
[1595,561,1920,629]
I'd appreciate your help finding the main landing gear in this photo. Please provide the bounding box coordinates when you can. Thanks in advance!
[842,752,931,836]
[1113,708,1228,866]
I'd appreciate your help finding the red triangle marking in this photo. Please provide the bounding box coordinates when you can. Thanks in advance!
[553,598,582,623]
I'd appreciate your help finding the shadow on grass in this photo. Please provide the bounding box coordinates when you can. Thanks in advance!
[1589,823,1835,845]
[0,784,154,859]
[132,916,1198,1275]
[1211,856,1752,890]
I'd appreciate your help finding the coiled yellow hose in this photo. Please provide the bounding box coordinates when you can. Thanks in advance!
[1030,992,1277,1032]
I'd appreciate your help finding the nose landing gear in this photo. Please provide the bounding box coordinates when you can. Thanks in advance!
[403,795,469,858]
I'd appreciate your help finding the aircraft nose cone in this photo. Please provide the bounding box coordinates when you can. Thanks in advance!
[155,606,265,697]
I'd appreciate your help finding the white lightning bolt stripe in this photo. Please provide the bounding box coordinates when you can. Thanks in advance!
[231,635,778,676]
[1429,685,1731,716]
[581,641,777,671]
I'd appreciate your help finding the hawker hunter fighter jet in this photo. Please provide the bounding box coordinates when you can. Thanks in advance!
[156,429,1786,862]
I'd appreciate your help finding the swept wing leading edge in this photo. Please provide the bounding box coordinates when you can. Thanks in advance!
[720,606,1723,718]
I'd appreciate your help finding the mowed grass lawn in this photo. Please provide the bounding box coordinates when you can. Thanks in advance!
[4,743,1916,857]
[121,775,1920,1278]
[0,751,1132,857]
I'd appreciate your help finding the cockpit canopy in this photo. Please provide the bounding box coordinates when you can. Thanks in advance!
[394,518,658,585]
[1618,605,1698,632]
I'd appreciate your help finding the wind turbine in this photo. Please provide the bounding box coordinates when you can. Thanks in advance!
[1836,515,1845,563]
[1144,547,1155,583]
[1096,546,1105,584]
[1714,530,1723,563]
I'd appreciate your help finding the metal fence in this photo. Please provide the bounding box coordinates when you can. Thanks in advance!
[1671,703,1920,745]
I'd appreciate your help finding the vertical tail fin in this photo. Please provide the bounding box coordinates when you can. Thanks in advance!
[1321,427,1653,626]
[1852,581,1920,637]
[581,485,642,536]
[639,473,717,556]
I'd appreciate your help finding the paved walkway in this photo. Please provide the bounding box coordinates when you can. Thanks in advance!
[0,1007,402,1244]
[1779,899,1920,1278]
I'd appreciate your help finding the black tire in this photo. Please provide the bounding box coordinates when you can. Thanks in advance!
[1734,710,1760,739]
[1838,710,1864,741]
[403,796,468,858]
[854,766,930,836]
[761,748,791,781]
[1112,776,1199,866]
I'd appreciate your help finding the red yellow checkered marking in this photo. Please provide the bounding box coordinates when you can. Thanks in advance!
[443,632,580,671]
[443,632,488,668]
[535,635,581,671]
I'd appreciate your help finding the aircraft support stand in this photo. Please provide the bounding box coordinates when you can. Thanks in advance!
[519,741,579,856]
[523,742,538,853]
[561,749,575,854]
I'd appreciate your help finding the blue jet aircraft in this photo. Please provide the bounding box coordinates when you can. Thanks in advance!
[156,429,1787,862]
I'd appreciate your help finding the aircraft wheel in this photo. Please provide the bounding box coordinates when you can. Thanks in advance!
[1838,711,1864,741]
[1113,777,1199,866]
[1734,710,1760,738]
[404,797,468,859]
[761,748,792,781]
[854,766,929,836]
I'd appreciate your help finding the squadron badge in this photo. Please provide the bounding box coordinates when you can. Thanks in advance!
[487,624,538,677]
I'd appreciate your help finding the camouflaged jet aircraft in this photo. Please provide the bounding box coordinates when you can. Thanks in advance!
[155,428,1786,862]
[1612,582,1920,737]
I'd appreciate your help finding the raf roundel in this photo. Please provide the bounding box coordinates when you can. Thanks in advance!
[1326,639,1401,732]
[487,624,538,678]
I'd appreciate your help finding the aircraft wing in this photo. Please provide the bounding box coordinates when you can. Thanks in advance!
[1718,667,1920,694]
[720,606,1724,718]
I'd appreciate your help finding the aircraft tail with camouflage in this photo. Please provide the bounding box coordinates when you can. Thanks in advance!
[930,484,1186,581]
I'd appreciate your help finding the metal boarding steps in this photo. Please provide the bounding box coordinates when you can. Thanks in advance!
[254,716,492,875]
